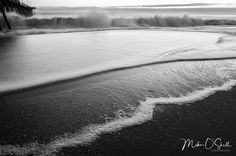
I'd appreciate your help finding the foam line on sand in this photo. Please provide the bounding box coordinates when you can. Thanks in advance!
[1,80,236,156]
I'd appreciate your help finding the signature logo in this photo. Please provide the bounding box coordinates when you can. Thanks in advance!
[180,138,232,152]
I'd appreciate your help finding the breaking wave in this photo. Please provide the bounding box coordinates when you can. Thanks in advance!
[1,12,236,30]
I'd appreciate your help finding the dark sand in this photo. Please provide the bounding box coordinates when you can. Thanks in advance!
[0,60,236,156]
[0,68,144,145]
[58,87,236,156]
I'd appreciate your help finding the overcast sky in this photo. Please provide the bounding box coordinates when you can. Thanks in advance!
[29,0,236,7]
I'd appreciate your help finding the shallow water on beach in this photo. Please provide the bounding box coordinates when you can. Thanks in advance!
[1,29,236,155]
[0,30,223,93]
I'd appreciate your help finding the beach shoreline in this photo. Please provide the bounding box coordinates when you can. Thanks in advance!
[0,28,236,156]
[0,58,236,156]
[59,86,236,156]
[1,25,236,36]
[1,3,236,156]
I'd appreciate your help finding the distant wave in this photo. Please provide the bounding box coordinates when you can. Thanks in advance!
[1,12,236,31]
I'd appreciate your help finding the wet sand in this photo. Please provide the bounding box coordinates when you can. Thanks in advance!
[1,30,236,155]
[59,87,236,156]
[1,60,236,155]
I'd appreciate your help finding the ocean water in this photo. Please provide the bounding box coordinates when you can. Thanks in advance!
[1,4,236,34]
[34,5,236,19]
[1,5,236,156]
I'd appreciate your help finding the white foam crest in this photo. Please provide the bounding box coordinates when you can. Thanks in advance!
[1,79,235,156]
[149,80,236,105]
[47,98,155,152]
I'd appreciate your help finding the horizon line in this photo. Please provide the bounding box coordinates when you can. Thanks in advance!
[34,3,236,8]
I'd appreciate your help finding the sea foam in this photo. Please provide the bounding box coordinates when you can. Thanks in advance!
[1,11,236,31]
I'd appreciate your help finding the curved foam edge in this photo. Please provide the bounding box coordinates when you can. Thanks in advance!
[1,79,236,156]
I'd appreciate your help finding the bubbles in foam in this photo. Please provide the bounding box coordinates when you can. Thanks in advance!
[47,79,236,153]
